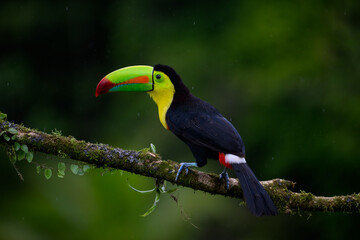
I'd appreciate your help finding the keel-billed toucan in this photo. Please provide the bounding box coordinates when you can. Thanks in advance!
[96,64,277,216]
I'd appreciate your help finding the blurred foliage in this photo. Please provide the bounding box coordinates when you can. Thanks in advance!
[1,0,360,239]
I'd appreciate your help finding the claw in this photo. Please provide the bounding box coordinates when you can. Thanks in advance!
[219,168,230,190]
[175,162,198,182]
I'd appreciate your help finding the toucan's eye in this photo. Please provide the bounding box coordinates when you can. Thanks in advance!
[156,74,161,80]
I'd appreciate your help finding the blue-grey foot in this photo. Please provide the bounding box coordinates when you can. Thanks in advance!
[175,162,198,181]
[219,168,230,190]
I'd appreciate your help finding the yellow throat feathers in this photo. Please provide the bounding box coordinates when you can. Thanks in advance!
[147,85,175,130]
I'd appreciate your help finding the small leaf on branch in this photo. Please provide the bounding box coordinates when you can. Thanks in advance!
[58,162,66,175]
[3,134,10,141]
[7,128,18,135]
[14,142,20,151]
[44,168,52,180]
[21,144,28,153]
[70,164,79,175]
[58,163,65,178]
[18,151,25,160]
[150,143,156,153]
[36,165,42,174]
[83,165,91,173]
[0,112,7,120]
[26,152,33,163]
[77,168,84,176]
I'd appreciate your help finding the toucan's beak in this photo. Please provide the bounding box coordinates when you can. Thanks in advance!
[96,65,154,97]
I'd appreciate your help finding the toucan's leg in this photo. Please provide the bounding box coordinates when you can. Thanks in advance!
[219,167,230,190]
[175,162,198,181]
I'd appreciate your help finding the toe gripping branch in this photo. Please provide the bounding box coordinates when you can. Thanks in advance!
[175,162,198,182]
[219,167,230,190]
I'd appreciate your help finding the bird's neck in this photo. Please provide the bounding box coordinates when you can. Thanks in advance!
[147,87,175,130]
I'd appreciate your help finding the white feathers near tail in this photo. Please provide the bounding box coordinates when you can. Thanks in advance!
[225,154,246,164]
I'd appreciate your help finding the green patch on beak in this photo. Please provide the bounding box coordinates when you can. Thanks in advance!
[96,65,153,97]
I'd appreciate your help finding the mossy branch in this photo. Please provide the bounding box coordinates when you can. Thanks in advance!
[1,119,359,214]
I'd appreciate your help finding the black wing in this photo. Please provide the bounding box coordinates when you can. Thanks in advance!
[166,105,245,157]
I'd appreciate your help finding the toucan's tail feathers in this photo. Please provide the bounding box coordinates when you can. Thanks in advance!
[232,163,277,216]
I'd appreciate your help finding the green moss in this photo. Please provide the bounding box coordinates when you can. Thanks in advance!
[57,150,69,159]
[87,148,103,162]
[274,191,292,213]
[51,128,62,136]
[285,190,316,214]
[299,190,315,202]
[139,147,150,153]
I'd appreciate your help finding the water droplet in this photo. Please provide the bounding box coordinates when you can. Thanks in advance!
[344,11,347,16]
[7,82,9,86]
[272,157,275,160]
[191,86,195,90]
[322,109,326,113]
[193,21,196,25]
[137,112,140,117]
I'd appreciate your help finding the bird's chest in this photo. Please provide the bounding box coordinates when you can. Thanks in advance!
[148,90,175,130]
[158,102,170,130]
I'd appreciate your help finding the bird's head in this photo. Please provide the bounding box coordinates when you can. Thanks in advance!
[96,64,190,128]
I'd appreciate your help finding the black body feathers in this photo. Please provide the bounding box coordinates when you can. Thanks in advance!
[157,64,277,216]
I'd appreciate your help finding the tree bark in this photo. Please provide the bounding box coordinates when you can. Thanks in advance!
[1,119,359,214]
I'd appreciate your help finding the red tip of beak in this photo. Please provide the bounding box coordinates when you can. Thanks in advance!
[95,77,116,97]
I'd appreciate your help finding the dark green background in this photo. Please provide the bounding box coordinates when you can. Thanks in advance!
[1,0,359,239]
